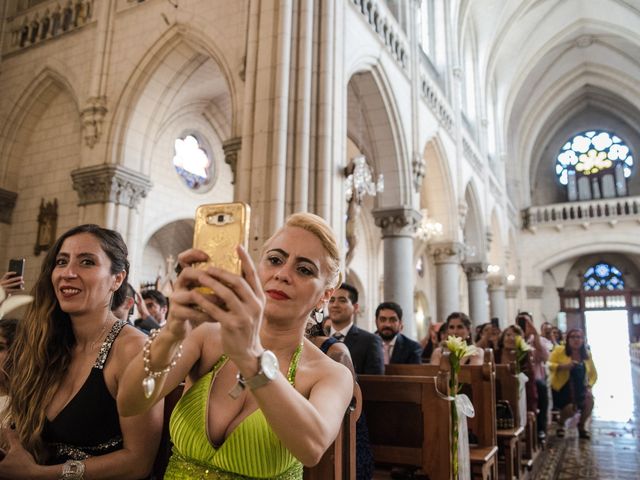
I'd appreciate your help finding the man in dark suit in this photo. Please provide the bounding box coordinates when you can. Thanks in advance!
[375,301,422,364]
[328,283,384,375]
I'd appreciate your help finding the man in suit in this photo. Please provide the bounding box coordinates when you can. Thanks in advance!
[328,283,384,375]
[375,301,423,365]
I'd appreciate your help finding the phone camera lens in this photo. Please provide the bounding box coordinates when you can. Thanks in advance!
[217,214,224,223]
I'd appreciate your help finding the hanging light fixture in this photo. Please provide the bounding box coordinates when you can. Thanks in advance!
[415,208,443,242]
[345,154,384,205]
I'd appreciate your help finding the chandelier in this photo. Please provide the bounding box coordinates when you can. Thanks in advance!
[415,209,443,242]
[345,155,384,205]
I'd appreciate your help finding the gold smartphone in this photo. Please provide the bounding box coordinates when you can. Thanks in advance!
[192,202,250,295]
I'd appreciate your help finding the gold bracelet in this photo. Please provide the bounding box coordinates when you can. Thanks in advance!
[142,329,183,398]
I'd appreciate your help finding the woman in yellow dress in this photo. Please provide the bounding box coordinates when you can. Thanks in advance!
[118,212,353,479]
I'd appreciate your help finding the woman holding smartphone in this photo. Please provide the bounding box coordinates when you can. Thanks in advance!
[549,328,597,439]
[117,212,353,479]
[0,225,162,479]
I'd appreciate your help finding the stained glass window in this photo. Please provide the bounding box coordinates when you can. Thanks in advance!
[555,130,633,185]
[582,262,625,291]
[173,134,212,190]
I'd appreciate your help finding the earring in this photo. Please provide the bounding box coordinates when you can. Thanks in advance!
[313,308,324,324]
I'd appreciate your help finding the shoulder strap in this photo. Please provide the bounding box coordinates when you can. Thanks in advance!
[93,320,128,369]
[319,336,338,354]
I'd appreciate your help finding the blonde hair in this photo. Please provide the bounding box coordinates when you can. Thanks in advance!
[264,212,342,289]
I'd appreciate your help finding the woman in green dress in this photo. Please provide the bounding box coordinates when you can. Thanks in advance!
[118,212,353,479]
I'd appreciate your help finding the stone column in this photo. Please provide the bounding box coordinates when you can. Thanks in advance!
[373,207,421,340]
[71,165,152,285]
[525,285,544,327]
[429,241,464,324]
[505,284,519,324]
[488,274,507,327]
[464,262,489,327]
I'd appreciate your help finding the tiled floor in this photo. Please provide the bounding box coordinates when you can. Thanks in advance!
[546,363,640,480]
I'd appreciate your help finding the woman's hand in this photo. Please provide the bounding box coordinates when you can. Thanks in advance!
[190,246,266,374]
[0,272,24,294]
[0,429,39,479]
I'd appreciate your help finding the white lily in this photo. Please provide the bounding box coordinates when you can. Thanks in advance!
[0,286,33,319]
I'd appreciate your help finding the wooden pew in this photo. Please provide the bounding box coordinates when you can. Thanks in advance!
[359,370,453,480]
[495,363,525,480]
[387,350,499,480]
[304,383,362,480]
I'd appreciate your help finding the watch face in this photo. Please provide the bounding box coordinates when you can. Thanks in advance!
[261,350,279,380]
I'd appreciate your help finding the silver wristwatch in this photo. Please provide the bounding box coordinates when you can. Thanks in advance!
[228,350,279,399]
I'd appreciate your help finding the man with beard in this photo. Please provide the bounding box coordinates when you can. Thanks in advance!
[375,301,422,365]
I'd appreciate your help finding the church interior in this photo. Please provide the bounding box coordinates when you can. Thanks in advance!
[1,0,639,479]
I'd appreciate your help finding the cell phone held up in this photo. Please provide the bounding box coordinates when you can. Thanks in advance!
[192,202,250,295]
[8,258,25,279]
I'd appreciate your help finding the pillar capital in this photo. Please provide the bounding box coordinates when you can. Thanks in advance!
[372,207,420,237]
[0,188,18,224]
[428,241,465,265]
[71,165,153,209]
[506,284,519,299]
[488,274,506,290]
[526,285,544,299]
[464,262,488,280]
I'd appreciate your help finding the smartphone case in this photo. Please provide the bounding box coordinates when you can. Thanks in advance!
[192,202,250,294]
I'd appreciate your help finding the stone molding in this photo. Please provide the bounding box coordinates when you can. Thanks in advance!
[526,285,544,299]
[506,284,519,299]
[71,165,152,209]
[411,152,425,192]
[0,188,18,224]
[80,96,108,148]
[222,137,241,184]
[464,262,488,281]
[428,241,465,264]
[488,274,506,289]
[372,207,421,237]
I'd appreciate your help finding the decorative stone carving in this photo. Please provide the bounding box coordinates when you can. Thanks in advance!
[464,262,488,281]
[222,137,241,184]
[411,152,425,192]
[488,274,506,289]
[506,284,519,299]
[526,285,544,299]
[372,207,421,237]
[0,188,18,224]
[80,96,108,148]
[428,241,465,265]
[71,165,152,209]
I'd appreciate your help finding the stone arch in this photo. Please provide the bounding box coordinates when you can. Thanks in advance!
[462,180,486,261]
[108,25,238,175]
[346,67,411,208]
[139,218,195,288]
[0,69,82,284]
[487,208,505,268]
[0,66,79,186]
[420,135,457,239]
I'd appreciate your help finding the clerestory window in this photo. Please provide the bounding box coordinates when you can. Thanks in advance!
[582,262,625,291]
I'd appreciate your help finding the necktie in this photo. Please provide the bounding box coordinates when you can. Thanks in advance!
[333,332,345,342]
[383,342,391,365]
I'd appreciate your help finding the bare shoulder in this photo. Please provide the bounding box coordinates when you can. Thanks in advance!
[303,339,352,383]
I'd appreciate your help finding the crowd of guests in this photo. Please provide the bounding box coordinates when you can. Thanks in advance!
[0,217,598,480]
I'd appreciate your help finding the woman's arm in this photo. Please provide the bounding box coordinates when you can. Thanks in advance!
[252,357,353,466]
[118,251,229,416]
[0,336,165,480]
